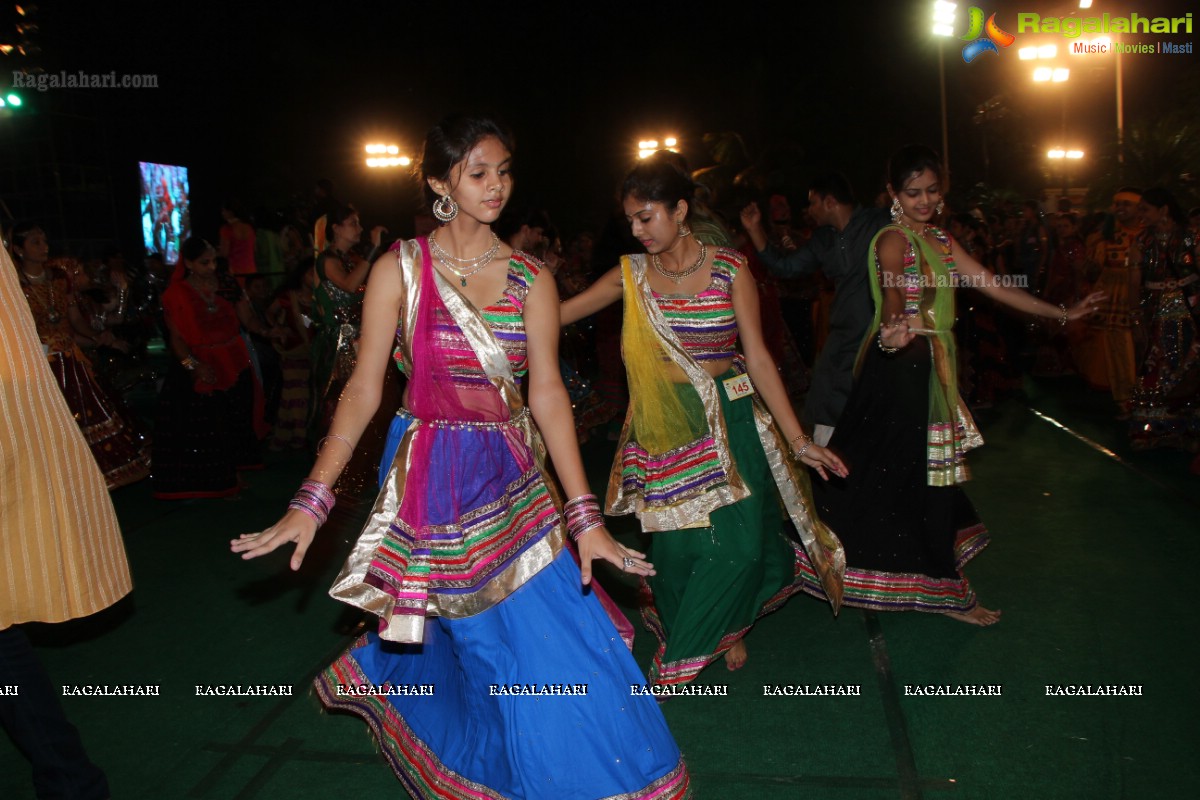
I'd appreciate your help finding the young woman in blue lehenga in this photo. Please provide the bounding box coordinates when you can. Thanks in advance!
[233,115,691,800]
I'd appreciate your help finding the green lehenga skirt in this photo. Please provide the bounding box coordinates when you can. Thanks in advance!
[639,380,805,687]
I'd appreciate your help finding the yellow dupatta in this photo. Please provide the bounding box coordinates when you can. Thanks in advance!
[608,254,844,611]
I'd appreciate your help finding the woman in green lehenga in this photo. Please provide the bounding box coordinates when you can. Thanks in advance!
[310,205,371,433]
[310,206,398,503]
[562,154,847,687]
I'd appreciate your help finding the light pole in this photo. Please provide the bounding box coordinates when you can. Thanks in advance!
[1031,63,1070,148]
[932,1,956,183]
[1025,45,1073,203]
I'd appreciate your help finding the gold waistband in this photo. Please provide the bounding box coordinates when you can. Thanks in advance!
[399,407,530,430]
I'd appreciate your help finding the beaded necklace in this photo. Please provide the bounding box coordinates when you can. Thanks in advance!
[429,231,501,287]
[21,268,63,324]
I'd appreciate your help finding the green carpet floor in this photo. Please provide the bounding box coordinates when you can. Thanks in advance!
[3,375,1196,799]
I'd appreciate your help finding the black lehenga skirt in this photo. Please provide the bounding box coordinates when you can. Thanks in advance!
[797,340,990,613]
[151,366,261,499]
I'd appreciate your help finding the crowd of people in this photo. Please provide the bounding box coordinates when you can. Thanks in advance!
[4,111,1198,797]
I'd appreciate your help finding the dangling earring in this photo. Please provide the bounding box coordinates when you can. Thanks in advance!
[935,200,945,216]
[890,197,903,222]
[433,194,458,223]
[677,220,692,238]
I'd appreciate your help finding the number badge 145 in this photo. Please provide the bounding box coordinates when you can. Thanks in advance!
[722,373,755,401]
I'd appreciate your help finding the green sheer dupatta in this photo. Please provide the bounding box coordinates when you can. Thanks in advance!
[864,225,983,486]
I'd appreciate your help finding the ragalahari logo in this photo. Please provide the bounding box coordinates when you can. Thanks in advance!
[961,7,1016,62]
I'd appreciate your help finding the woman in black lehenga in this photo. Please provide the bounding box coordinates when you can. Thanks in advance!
[796,146,1102,625]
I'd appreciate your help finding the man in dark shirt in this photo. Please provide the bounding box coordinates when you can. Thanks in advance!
[742,174,889,445]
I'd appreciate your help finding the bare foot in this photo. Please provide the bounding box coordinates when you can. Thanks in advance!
[945,605,1002,626]
[724,640,748,670]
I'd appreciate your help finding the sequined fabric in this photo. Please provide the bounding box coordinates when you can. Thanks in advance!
[18,266,151,490]
[1129,228,1200,450]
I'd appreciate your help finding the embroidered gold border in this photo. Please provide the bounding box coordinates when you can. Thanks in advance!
[606,254,748,531]
[329,241,563,642]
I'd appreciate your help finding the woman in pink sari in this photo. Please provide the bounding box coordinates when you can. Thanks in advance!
[232,115,690,800]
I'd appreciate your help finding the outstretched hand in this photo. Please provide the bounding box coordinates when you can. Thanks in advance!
[576,526,654,586]
[1067,291,1106,321]
[799,443,848,482]
[230,509,317,571]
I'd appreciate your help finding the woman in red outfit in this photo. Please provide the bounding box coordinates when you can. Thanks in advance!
[152,238,265,498]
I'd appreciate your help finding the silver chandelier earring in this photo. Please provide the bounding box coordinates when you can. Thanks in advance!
[677,221,692,238]
[890,197,903,222]
[935,200,945,216]
[433,194,458,223]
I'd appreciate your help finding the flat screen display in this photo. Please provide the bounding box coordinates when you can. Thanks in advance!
[139,162,190,265]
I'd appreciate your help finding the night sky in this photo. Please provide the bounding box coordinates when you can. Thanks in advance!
[4,0,1198,249]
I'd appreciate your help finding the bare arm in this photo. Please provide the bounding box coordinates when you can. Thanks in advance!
[232,250,402,568]
[559,264,623,325]
[951,238,1102,321]
[739,202,770,252]
[164,317,216,385]
[875,231,909,320]
[524,266,652,584]
[739,201,822,278]
[730,264,847,480]
[875,230,919,350]
[319,251,372,294]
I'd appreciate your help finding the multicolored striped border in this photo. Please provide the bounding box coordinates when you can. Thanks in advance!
[641,543,808,688]
[794,522,990,614]
[314,644,693,800]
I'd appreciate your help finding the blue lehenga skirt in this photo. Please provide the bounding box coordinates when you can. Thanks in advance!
[314,414,690,800]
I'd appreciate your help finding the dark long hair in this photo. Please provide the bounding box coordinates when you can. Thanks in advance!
[887,145,943,191]
[9,220,44,254]
[621,151,696,216]
[174,237,215,283]
[419,114,514,205]
[324,204,359,243]
[621,151,731,245]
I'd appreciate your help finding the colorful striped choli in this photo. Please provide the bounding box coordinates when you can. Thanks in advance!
[652,249,740,363]
[392,252,537,388]
[333,242,563,643]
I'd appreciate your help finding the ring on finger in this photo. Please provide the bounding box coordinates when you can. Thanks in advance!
[622,556,635,569]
